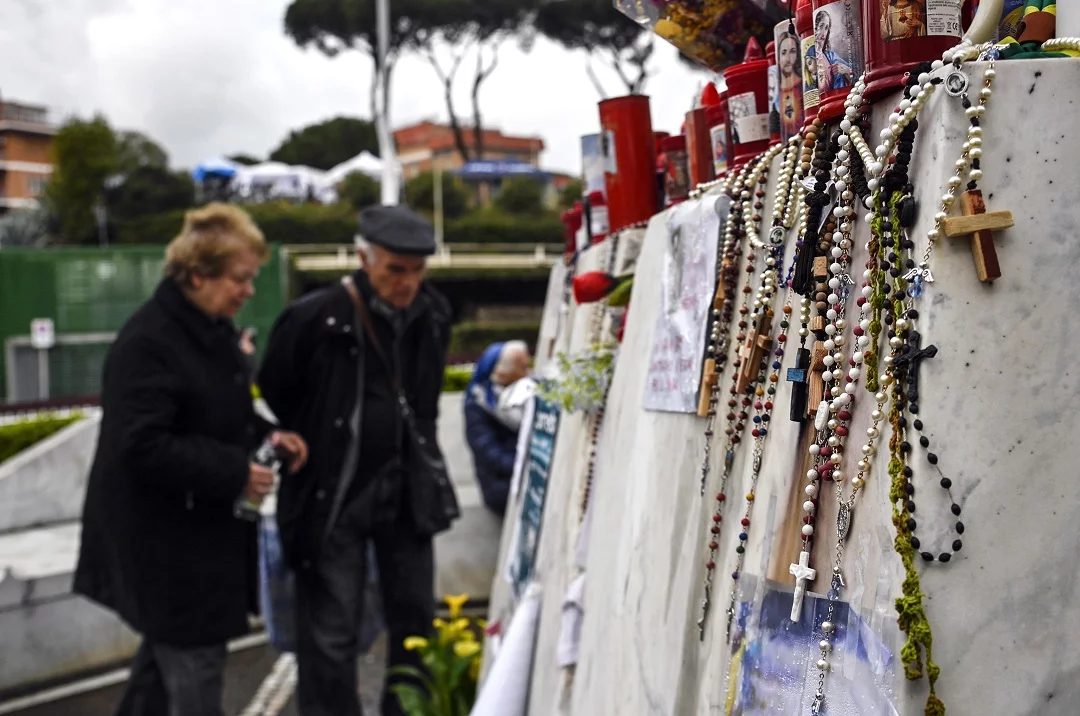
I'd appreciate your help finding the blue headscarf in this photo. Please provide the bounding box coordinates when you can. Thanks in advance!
[466,342,505,412]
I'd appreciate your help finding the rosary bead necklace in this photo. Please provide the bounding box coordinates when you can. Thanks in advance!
[808,63,935,715]
[699,165,754,496]
[697,144,786,639]
[720,140,805,639]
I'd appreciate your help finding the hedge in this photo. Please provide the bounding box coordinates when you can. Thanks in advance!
[449,321,541,360]
[443,364,473,393]
[114,203,562,246]
[115,203,355,246]
[0,414,83,465]
[443,210,562,245]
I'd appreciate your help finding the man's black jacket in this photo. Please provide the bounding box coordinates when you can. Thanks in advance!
[257,270,458,571]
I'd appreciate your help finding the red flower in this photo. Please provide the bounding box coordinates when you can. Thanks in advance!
[573,271,617,304]
[617,309,629,343]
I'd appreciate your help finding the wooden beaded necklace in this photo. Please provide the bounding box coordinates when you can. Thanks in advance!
[696,144,786,638]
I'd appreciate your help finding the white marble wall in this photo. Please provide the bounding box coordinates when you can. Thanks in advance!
[492,58,1080,716]
[0,414,99,533]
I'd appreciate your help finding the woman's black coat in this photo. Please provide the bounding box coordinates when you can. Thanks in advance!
[74,279,265,647]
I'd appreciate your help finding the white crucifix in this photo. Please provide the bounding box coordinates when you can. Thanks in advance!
[789,550,817,622]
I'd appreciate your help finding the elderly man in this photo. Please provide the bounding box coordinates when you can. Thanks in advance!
[258,205,459,716]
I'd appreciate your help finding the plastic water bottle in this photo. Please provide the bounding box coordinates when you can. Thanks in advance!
[235,436,281,522]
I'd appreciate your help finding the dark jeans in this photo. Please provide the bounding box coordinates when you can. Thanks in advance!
[295,505,435,716]
[114,640,227,716]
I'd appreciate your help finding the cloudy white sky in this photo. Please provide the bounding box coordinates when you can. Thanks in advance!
[1,0,713,175]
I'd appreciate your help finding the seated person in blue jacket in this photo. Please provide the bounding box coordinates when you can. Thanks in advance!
[464,341,531,515]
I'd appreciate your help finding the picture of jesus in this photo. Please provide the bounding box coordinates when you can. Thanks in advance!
[881,0,927,42]
[776,30,804,140]
[814,7,855,92]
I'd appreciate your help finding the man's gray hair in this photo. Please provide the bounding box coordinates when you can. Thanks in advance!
[495,340,530,374]
[354,234,375,262]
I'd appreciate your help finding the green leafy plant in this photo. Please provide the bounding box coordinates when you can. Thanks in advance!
[390,594,483,716]
[442,365,473,393]
[536,341,617,413]
[0,414,83,465]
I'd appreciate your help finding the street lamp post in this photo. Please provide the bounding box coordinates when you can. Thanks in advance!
[375,0,399,205]
[433,158,444,253]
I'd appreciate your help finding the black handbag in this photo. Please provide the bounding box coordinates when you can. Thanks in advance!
[343,278,459,534]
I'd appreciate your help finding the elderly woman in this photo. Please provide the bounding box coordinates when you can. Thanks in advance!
[464,341,532,515]
[74,203,307,716]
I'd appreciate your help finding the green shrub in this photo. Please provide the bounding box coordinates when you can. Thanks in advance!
[443,364,473,393]
[115,203,357,245]
[338,172,381,211]
[114,203,562,247]
[558,178,584,209]
[0,414,83,465]
[405,171,470,219]
[494,177,546,216]
[444,210,562,245]
[449,321,540,360]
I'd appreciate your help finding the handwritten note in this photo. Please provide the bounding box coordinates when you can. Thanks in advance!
[642,199,721,413]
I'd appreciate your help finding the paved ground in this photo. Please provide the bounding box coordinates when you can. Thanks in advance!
[9,637,386,716]
[0,394,496,716]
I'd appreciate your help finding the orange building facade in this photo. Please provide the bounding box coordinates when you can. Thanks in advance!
[393,121,544,180]
[0,99,55,214]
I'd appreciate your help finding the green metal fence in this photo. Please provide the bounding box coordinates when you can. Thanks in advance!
[0,245,286,402]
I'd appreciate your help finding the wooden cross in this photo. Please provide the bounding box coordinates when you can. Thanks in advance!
[786,347,811,422]
[697,357,719,417]
[805,341,828,419]
[697,266,734,417]
[810,257,829,334]
[736,309,774,394]
[789,549,817,622]
[942,189,1013,283]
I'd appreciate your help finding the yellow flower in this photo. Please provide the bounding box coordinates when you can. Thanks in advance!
[433,618,448,630]
[444,593,469,618]
[453,641,482,659]
[403,636,429,652]
[469,656,482,681]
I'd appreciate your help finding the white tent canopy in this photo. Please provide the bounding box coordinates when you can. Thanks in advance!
[324,151,383,184]
[231,162,328,202]
[191,151,400,205]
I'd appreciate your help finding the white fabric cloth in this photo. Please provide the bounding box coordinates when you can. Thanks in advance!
[471,584,543,716]
[556,574,587,668]
[496,376,538,432]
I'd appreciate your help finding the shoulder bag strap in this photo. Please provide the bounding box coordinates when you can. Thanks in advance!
[342,276,401,396]
[342,276,416,460]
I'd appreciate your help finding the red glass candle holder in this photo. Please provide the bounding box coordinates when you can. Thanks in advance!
[862,0,967,103]
[599,95,658,232]
[706,102,731,178]
[562,203,584,256]
[686,107,716,188]
[723,46,771,169]
[811,0,865,123]
[661,135,690,206]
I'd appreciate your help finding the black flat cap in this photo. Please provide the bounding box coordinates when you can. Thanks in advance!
[358,204,436,256]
